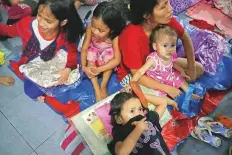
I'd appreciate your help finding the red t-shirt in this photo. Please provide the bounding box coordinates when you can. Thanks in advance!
[117,17,184,81]
[0,16,77,69]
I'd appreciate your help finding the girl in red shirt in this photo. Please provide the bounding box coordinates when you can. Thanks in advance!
[0,0,84,102]
[118,0,204,99]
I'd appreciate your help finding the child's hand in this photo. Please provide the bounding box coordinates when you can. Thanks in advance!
[83,66,96,79]
[91,67,101,76]
[132,118,148,132]
[168,100,179,111]
[180,70,191,81]
[57,68,71,85]
[165,86,181,99]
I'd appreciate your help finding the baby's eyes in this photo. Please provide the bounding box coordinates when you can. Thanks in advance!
[163,44,176,48]
[130,109,134,113]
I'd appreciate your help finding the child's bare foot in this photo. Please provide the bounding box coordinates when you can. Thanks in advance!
[192,93,203,100]
[37,96,45,103]
[100,87,108,100]
[0,76,15,86]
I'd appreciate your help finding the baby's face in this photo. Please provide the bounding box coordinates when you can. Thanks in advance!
[154,35,177,61]
[120,98,144,125]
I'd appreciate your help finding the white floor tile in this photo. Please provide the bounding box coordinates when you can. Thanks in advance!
[1,93,65,149]
[0,112,33,155]
[36,124,68,155]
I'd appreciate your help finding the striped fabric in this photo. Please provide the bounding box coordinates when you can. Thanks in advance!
[60,124,92,155]
[120,74,132,87]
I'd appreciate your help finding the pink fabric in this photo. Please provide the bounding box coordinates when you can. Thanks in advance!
[187,1,232,37]
[146,52,184,96]
[87,36,114,66]
[95,103,113,136]
[1,3,32,19]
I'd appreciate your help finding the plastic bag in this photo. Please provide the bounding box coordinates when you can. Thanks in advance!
[170,84,205,118]
[176,16,227,73]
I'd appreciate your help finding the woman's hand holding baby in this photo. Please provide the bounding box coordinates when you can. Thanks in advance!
[185,66,197,82]
[168,100,179,111]
[165,86,181,99]
[180,70,191,81]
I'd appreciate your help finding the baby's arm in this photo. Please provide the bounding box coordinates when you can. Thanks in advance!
[131,58,155,82]
[115,118,147,155]
[92,36,121,74]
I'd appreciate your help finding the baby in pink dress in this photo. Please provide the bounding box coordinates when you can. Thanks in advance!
[132,25,202,101]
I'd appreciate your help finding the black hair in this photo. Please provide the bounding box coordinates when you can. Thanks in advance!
[35,0,84,43]
[92,1,126,40]
[130,0,159,25]
[150,24,177,50]
[1,0,12,6]
[109,92,137,127]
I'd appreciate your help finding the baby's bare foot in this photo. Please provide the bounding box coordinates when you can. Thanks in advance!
[192,94,203,100]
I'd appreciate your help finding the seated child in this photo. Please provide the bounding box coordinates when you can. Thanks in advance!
[0,0,84,102]
[81,1,126,102]
[131,25,203,102]
[108,92,172,155]
[0,76,15,86]
[1,0,37,25]
[0,0,37,40]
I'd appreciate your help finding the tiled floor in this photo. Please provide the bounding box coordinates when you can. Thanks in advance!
[1,5,232,155]
[0,6,92,155]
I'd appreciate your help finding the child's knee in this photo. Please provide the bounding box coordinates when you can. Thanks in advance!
[196,62,204,76]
